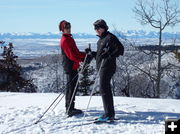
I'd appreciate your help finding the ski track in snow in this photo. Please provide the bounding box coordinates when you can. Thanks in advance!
[0,93,180,134]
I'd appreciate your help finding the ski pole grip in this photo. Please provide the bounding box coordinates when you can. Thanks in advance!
[89,43,91,50]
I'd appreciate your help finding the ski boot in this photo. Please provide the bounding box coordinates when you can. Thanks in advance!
[67,108,83,117]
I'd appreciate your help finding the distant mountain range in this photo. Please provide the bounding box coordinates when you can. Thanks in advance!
[0,30,180,39]
[0,32,96,39]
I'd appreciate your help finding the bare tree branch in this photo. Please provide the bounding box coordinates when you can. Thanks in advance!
[133,0,180,98]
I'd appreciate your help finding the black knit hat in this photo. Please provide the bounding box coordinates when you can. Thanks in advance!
[93,19,108,30]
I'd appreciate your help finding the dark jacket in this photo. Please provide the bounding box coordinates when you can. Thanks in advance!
[96,31,124,72]
[60,33,86,73]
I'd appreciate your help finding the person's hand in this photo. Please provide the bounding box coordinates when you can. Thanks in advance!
[87,51,96,58]
[85,48,91,54]
[84,51,96,64]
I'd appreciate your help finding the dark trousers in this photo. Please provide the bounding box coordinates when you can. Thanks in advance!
[65,70,78,111]
[99,69,115,117]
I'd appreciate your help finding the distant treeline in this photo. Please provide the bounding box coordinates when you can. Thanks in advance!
[137,45,180,51]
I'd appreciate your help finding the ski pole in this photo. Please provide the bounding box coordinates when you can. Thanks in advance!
[66,43,93,115]
[34,69,80,124]
[51,94,65,111]
[79,59,104,131]
[34,92,64,124]
[66,54,89,115]
[52,54,91,112]
[35,53,90,124]
[35,45,92,124]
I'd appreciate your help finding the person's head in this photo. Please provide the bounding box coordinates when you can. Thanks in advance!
[93,19,108,36]
[59,20,71,34]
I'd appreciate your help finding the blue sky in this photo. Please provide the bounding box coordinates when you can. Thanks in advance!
[0,0,179,34]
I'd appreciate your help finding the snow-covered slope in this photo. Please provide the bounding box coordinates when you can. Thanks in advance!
[0,93,180,134]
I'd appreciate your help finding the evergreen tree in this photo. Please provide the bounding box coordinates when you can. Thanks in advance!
[0,42,37,92]
[78,64,95,96]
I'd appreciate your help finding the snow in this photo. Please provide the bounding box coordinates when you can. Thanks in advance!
[0,92,180,134]
[0,38,97,58]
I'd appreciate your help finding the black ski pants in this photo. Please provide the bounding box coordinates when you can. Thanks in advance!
[65,70,78,111]
[99,68,115,117]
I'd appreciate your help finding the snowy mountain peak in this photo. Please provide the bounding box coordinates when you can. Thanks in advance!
[0,30,180,39]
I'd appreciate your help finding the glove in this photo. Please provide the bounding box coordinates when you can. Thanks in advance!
[85,48,91,54]
[86,51,96,59]
[84,51,97,64]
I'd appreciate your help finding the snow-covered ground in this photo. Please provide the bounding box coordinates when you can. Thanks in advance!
[0,38,98,58]
[0,93,180,134]
[1,38,179,59]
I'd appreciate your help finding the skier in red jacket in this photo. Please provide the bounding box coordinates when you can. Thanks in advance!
[59,20,86,117]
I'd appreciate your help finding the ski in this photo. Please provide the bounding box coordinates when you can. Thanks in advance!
[86,117,119,122]
[93,120,115,124]
[82,117,120,125]
[77,120,114,127]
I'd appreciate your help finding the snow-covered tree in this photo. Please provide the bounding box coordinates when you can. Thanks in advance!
[133,0,180,97]
[78,63,95,96]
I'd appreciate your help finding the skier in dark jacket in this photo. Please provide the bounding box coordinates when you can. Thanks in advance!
[59,20,86,117]
[91,19,124,121]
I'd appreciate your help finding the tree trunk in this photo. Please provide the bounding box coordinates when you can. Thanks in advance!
[156,28,162,98]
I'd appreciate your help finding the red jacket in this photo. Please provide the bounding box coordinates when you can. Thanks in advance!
[60,33,86,70]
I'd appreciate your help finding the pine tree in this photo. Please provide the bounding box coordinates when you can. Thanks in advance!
[0,42,37,92]
[78,64,95,96]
